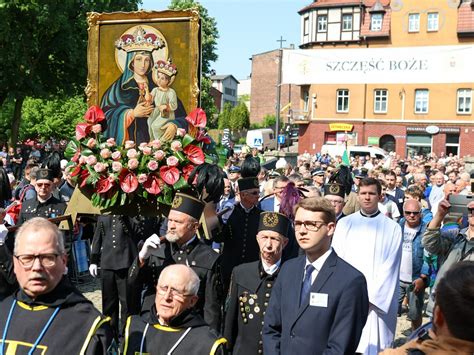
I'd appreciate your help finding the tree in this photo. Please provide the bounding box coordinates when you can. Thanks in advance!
[230,102,250,131]
[217,102,233,130]
[0,0,141,146]
[168,0,219,122]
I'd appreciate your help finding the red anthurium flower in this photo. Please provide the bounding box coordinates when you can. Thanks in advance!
[76,123,92,141]
[70,164,83,177]
[183,144,205,165]
[84,105,105,124]
[185,108,207,128]
[159,166,180,185]
[71,151,81,163]
[96,175,114,194]
[196,129,212,144]
[79,169,91,188]
[144,174,162,194]
[182,164,195,182]
[119,169,139,193]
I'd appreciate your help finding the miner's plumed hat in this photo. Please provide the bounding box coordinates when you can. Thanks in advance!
[311,168,325,177]
[170,193,205,220]
[353,168,368,178]
[34,168,55,182]
[324,183,346,198]
[237,177,259,192]
[258,212,290,237]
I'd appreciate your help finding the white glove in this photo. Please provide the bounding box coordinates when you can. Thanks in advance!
[139,233,161,262]
[0,224,8,244]
[89,264,98,278]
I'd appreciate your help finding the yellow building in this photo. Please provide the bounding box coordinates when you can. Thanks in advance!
[292,0,474,157]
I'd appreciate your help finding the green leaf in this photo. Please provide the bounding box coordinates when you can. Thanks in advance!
[173,176,188,190]
[80,148,94,157]
[110,190,119,207]
[64,139,79,159]
[120,192,127,206]
[174,150,186,162]
[143,190,148,199]
[182,134,195,148]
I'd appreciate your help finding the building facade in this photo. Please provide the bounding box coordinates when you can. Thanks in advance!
[210,75,240,112]
[293,0,474,158]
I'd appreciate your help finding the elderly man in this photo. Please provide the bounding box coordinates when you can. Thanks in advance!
[323,183,346,223]
[129,193,223,331]
[311,168,325,195]
[263,198,368,354]
[225,211,290,354]
[122,264,226,354]
[0,217,112,354]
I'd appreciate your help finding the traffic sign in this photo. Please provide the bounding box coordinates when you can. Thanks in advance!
[278,134,285,144]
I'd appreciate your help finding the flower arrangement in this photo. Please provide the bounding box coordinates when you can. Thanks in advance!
[64,105,213,209]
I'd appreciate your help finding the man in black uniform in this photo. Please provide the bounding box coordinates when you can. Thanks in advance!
[89,215,142,340]
[0,217,112,354]
[224,211,290,355]
[214,176,262,294]
[0,223,17,300]
[122,264,226,354]
[128,193,223,331]
[323,183,347,223]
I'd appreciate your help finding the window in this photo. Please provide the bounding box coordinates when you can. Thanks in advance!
[427,12,439,31]
[342,14,353,31]
[337,89,350,113]
[224,88,235,96]
[371,14,383,31]
[303,89,310,112]
[408,13,420,32]
[414,89,429,114]
[317,15,327,32]
[374,89,388,113]
[303,17,309,36]
[457,89,472,114]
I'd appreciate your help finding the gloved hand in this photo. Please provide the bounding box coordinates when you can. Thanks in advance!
[139,233,161,262]
[89,264,98,278]
[0,224,8,244]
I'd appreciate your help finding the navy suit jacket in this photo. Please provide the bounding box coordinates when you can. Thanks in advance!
[262,251,369,355]
[259,196,275,212]
[386,187,405,215]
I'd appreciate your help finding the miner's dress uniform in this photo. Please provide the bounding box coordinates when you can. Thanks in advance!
[122,307,226,355]
[128,236,223,331]
[224,260,279,355]
[0,278,112,354]
[214,203,262,294]
[17,196,66,224]
[90,215,141,338]
[0,243,16,301]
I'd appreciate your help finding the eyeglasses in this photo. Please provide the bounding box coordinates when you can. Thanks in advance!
[14,253,59,268]
[157,285,193,300]
[468,207,474,215]
[294,220,326,231]
[36,183,52,188]
[404,210,421,216]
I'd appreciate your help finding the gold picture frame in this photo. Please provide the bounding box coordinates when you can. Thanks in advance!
[85,10,201,144]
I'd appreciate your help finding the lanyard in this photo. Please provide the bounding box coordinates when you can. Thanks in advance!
[139,325,192,355]
[1,300,60,355]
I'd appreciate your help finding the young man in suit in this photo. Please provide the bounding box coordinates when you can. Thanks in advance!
[263,197,369,354]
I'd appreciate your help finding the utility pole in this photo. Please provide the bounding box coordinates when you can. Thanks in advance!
[276,35,285,151]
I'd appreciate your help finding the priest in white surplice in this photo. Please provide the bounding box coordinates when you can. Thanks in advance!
[332,178,402,355]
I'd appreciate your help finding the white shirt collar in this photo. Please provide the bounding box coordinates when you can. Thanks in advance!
[305,247,333,273]
[240,202,254,213]
[261,259,281,275]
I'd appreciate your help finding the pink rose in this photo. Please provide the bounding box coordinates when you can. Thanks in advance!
[125,140,135,149]
[154,150,165,161]
[127,149,139,159]
[128,158,139,170]
[100,148,111,159]
[86,138,96,149]
[86,155,97,165]
[94,162,107,173]
[91,124,102,134]
[112,161,122,172]
[138,173,148,184]
[79,156,87,165]
[170,141,182,152]
[176,128,187,137]
[142,147,152,156]
[111,151,121,161]
[106,138,116,147]
[147,160,159,171]
[138,142,148,150]
[166,156,179,167]
[150,140,161,149]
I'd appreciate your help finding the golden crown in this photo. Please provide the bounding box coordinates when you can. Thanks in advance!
[154,59,178,77]
[115,26,165,52]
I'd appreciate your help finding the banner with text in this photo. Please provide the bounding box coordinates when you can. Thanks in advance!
[281,45,474,84]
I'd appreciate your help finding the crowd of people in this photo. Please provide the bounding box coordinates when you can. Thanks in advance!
[0,140,474,354]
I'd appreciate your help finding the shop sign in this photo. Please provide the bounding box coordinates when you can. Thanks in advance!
[329,123,353,132]
[367,137,379,145]
[425,125,440,135]
[407,126,459,134]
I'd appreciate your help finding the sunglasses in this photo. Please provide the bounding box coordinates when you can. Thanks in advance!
[36,183,52,188]
[404,210,421,216]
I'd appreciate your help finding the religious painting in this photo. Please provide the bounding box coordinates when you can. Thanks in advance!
[86,10,201,145]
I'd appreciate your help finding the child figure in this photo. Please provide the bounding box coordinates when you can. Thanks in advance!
[148,59,178,141]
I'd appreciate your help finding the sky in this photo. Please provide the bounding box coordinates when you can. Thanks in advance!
[141,0,310,80]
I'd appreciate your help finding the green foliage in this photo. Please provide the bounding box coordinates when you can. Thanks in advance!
[237,137,246,144]
[200,76,218,128]
[217,102,233,130]
[238,94,250,104]
[21,95,87,141]
[168,0,218,75]
[0,101,14,145]
[230,102,250,131]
